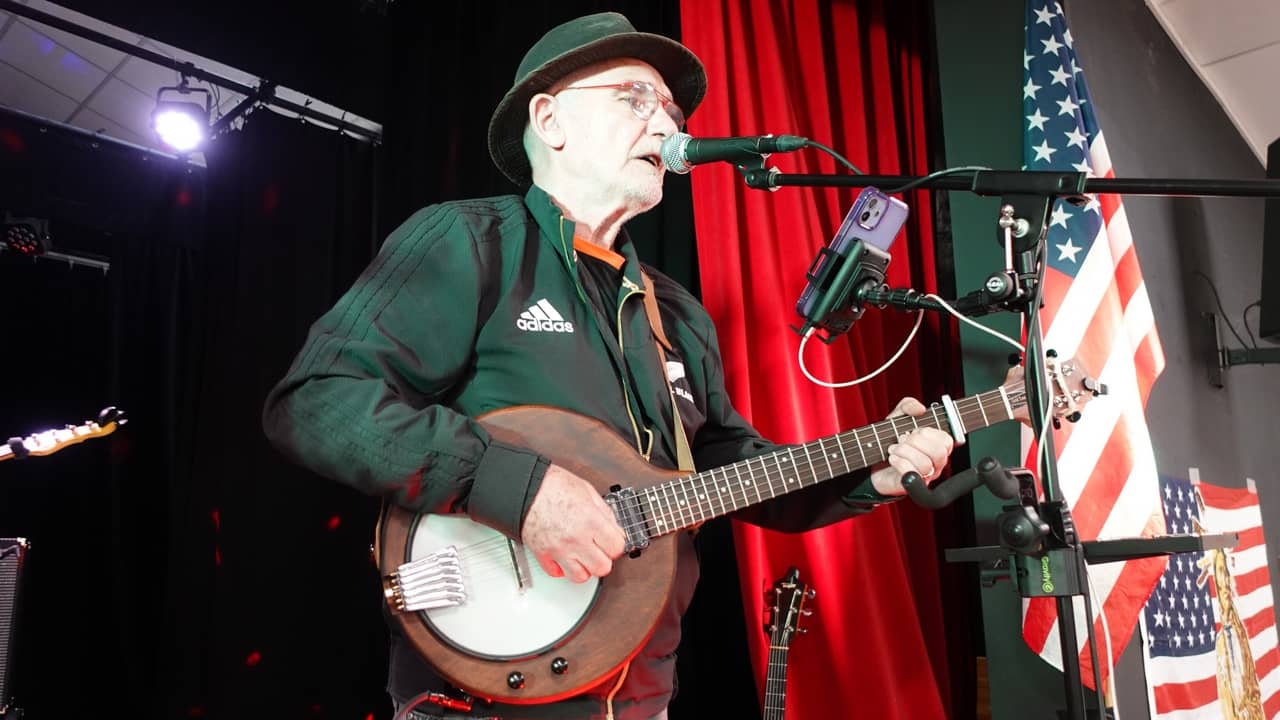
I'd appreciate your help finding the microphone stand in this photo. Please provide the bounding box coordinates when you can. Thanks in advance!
[732,163,1279,720]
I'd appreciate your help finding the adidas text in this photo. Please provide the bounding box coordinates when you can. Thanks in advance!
[517,299,575,334]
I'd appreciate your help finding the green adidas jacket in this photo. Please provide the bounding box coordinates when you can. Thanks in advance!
[262,185,893,719]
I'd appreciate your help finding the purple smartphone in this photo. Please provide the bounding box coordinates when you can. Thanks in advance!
[795,187,909,320]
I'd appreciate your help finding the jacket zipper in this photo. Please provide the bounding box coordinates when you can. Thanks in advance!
[559,219,649,457]
[616,278,654,461]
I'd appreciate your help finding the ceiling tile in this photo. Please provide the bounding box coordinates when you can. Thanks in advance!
[82,76,154,143]
[0,60,78,121]
[1200,42,1280,162]
[72,106,149,148]
[113,52,184,99]
[1,21,108,104]
[1155,0,1280,65]
[20,18,129,72]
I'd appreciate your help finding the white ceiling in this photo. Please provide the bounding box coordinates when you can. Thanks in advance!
[0,0,1272,169]
[0,0,380,165]
[1146,0,1280,166]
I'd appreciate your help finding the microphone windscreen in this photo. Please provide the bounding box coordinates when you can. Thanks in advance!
[660,132,693,174]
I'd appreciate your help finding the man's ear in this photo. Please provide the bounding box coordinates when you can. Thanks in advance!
[528,93,565,150]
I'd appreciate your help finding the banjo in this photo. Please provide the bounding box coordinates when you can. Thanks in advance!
[375,357,1097,704]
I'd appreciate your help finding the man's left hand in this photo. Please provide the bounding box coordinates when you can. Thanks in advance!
[869,397,956,496]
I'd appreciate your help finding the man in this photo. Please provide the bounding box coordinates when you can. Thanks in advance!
[262,11,953,720]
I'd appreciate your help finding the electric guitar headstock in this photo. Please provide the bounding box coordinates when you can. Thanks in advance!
[1006,353,1107,426]
[1,406,127,462]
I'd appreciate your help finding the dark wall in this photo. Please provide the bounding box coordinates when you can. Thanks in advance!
[936,1,1280,719]
[1067,5,1278,715]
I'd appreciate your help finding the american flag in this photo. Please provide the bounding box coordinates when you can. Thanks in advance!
[1018,1,1169,689]
[1141,472,1280,719]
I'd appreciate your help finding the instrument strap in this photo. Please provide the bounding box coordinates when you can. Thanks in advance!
[639,270,695,474]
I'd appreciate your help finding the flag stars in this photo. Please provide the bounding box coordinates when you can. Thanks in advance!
[1024,51,1034,70]
[1064,128,1087,149]
[1024,77,1042,100]
[1041,36,1064,55]
[1027,108,1049,132]
[1056,95,1080,117]
[1032,139,1057,162]
[1056,238,1082,263]
[1064,29,1074,47]
[1084,195,1101,214]
[1049,205,1072,228]
[1050,65,1072,86]
[1034,6,1055,25]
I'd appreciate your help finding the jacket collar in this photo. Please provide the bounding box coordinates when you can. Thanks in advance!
[523,184,646,290]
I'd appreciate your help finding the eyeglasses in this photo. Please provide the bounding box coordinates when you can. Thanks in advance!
[557,81,686,129]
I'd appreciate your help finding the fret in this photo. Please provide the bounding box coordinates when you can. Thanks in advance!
[930,405,947,435]
[868,422,886,459]
[849,428,868,468]
[716,466,731,516]
[816,436,834,482]
[738,458,756,512]
[832,430,851,473]
[665,481,686,527]
[976,394,990,427]
[764,452,780,499]
[695,475,712,521]
[675,477,694,526]
[647,487,667,533]
[998,384,1015,420]
[727,463,744,513]
[798,442,816,489]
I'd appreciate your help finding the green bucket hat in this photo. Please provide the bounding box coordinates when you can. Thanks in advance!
[487,11,707,188]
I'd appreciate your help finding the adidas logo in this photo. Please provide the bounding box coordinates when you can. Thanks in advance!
[516,299,575,333]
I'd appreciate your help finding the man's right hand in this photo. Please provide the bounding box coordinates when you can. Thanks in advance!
[520,464,626,583]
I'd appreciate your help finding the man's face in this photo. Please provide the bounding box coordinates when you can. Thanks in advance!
[551,60,682,214]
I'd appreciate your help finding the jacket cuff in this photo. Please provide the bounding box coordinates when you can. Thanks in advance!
[468,440,549,539]
[841,475,905,511]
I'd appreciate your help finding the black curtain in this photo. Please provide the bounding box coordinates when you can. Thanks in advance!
[0,105,379,719]
[0,2,766,718]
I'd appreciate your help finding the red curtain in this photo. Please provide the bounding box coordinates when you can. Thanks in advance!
[679,1,960,718]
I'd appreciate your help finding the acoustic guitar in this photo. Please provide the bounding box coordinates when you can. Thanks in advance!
[375,356,1098,703]
[763,567,813,720]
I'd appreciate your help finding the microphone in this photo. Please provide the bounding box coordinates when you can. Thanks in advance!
[660,132,809,174]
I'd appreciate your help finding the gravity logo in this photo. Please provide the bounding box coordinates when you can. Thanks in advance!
[1040,555,1054,594]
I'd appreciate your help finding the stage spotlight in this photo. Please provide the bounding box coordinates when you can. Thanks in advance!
[152,83,212,152]
[1,215,51,256]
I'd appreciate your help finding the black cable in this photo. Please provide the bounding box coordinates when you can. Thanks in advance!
[1193,271,1249,348]
[883,165,991,194]
[1242,300,1262,349]
[803,140,863,175]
